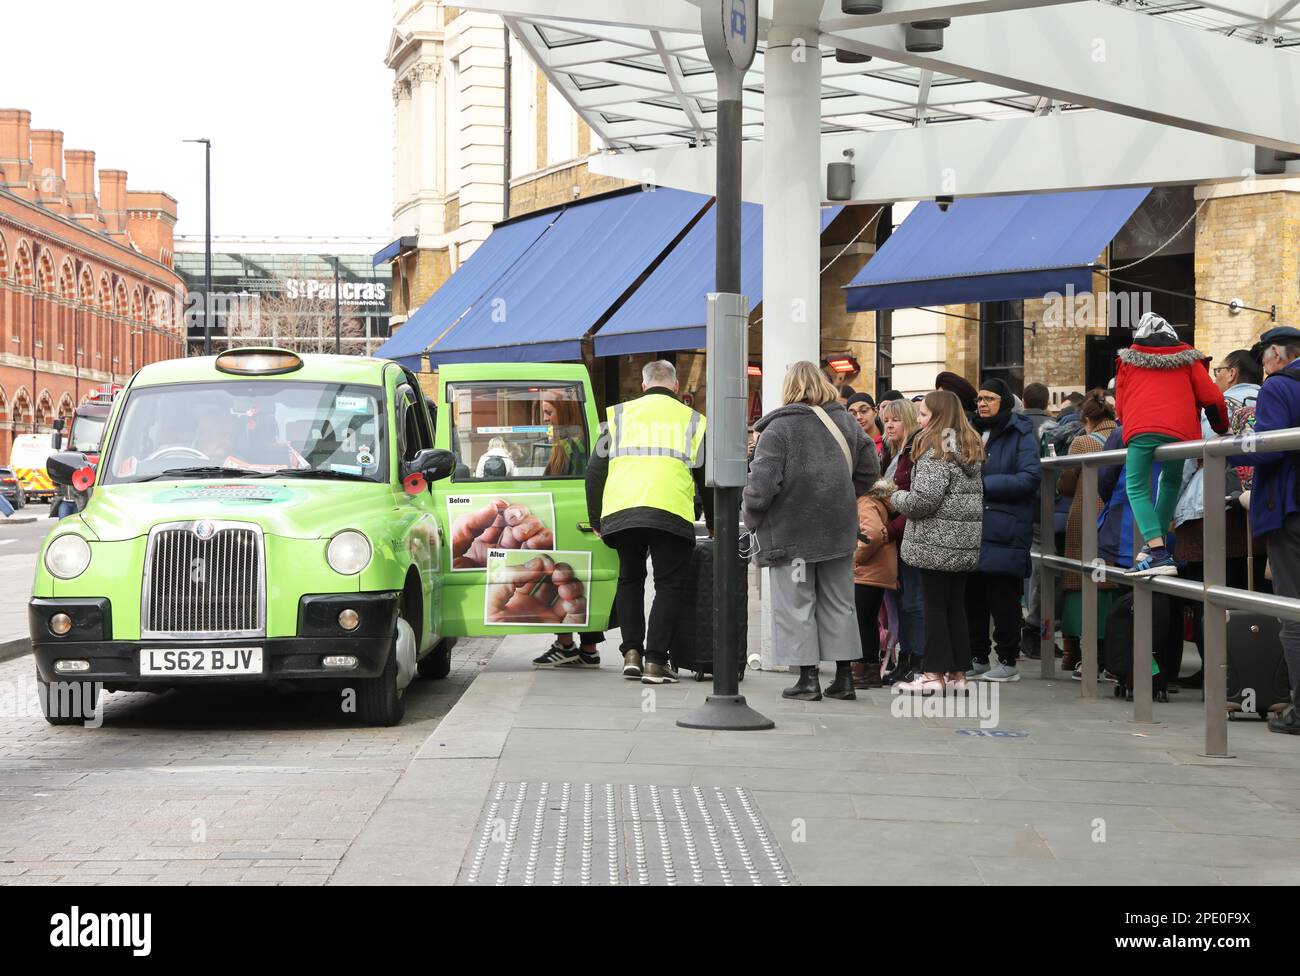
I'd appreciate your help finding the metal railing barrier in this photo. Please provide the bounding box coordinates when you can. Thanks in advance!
[1034,426,1300,758]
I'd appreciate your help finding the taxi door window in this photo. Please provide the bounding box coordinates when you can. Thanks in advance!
[446,382,587,482]
[396,384,432,464]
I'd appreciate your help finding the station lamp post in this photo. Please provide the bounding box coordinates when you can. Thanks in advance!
[678,0,773,732]
[183,138,213,355]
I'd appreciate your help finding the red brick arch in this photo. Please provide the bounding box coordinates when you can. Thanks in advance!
[35,390,55,430]
[11,387,33,435]
[14,239,33,287]
[37,250,54,293]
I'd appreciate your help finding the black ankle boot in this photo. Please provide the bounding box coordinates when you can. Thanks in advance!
[824,661,856,700]
[782,665,822,701]
[882,651,910,685]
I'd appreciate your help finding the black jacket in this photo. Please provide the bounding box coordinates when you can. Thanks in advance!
[585,387,713,542]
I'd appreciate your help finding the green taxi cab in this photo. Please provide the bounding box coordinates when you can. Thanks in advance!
[30,349,615,727]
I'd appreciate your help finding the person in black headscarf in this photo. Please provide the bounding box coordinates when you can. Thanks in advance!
[964,377,1041,683]
[935,371,979,416]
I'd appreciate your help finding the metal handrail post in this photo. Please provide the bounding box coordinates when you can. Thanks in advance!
[1039,467,1056,679]
[1080,465,1099,699]
[1131,500,1154,722]
[1201,448,1231,758]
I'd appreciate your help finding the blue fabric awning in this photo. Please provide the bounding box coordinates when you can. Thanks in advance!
[594,205,843,357]
[372,236,416,267]
[382,187,709,370]
[844,188,1150,312]
[374,212,561,369]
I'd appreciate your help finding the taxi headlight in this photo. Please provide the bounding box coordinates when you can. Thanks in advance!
[45,535,92,580]
[327,531,371,576]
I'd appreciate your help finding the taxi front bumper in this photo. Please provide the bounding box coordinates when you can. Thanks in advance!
[29,593,399,687]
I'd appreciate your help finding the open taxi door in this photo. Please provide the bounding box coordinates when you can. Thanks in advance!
[431,363,616,639]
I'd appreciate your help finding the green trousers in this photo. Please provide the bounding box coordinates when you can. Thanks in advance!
[1124,433,1181,546]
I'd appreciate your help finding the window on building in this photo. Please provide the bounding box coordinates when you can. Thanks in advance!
[510,35,536,178]
[979,299,1025,396]
[546,81,577,166]
[446,57,461,190]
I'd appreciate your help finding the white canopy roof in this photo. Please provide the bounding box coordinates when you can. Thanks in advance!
[462,0,1300,200]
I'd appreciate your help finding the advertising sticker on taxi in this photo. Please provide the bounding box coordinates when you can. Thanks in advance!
[483,549,590,627]
[447,493,556,570]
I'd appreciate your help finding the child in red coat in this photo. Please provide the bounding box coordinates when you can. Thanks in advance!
[1115,313,1228,577]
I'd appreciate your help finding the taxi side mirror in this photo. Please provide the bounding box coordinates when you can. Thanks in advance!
[403,448,455,484]
[47,451,96,491]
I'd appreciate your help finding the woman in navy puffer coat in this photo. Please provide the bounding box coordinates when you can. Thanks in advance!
[966,378,1041,680]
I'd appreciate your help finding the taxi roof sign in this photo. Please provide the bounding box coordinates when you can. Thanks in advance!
[215,348,304,376]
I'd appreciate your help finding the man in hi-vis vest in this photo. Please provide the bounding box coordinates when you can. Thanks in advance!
[586,360,712,685]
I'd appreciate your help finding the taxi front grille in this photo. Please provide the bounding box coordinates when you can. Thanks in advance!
[142,522,265,638]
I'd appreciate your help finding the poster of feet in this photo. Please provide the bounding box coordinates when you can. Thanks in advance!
[483,549,591,627]
[446,493,557,570]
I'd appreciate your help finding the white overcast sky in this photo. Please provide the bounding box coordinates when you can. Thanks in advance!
[1,0,393,240]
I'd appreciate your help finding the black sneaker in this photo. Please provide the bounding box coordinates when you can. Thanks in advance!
[1268,705,1300,735]
[576,648,601,668]
[533,641,581,668]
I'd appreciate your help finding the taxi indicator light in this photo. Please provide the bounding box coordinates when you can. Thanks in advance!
[402,472,426,496]
[215,348,304,376]
[72,466,96,492]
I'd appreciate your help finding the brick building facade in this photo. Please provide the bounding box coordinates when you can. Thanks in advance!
[0,108,184,462]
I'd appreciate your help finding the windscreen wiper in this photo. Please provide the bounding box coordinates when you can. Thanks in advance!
[270,467,367,480]
[134,466,272,482]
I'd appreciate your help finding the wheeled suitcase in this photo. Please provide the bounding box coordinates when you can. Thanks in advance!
[1102,591,1176,702]
[671,539,746,682]
[1226,611,1291,719]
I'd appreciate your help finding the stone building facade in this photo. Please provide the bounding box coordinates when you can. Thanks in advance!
[0,108,184,462]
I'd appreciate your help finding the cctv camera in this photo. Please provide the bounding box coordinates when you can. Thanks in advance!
[936,195,954,212]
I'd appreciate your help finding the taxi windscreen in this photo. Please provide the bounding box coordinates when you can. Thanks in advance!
[446,382,587,481]
[101,381,386,484]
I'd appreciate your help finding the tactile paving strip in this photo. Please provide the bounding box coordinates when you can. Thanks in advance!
[460,782,793,886]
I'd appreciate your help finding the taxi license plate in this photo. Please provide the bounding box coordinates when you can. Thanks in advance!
[140,647,263,676]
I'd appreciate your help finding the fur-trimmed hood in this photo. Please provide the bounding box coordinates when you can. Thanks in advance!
[867,478,897,501]
[1117,343,1208,371]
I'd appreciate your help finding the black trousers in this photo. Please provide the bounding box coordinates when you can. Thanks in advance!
[611,528,696,666]
[965,571,1024,666]
[920,569,972,675]
[854,584,885,665]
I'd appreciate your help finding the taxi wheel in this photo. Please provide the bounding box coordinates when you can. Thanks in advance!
[417,638,454,680]
[357,641,405,727]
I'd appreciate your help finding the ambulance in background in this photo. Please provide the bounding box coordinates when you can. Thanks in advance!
[8,432,58,504]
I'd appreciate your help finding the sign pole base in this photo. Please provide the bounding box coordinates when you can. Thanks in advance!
[677,694,774,731]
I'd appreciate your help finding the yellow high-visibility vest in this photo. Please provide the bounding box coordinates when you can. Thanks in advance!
[602,393,706,525]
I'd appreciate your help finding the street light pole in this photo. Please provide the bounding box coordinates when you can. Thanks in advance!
[184,138,212,355]
[678,0,772,733]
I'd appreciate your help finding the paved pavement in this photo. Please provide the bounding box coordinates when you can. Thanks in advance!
[339,634,1300,886]
[0,637,498,885]
[0,519,50,657]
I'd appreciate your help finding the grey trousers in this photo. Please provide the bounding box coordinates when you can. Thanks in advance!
[1264,513,1300,704]
[768,554,863,667]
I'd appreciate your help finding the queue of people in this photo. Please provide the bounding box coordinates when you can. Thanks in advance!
[560,321,1300,738]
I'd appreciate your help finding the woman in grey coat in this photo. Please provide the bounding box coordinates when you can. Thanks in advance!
[743,362,880,701]
[889,390,985,695]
